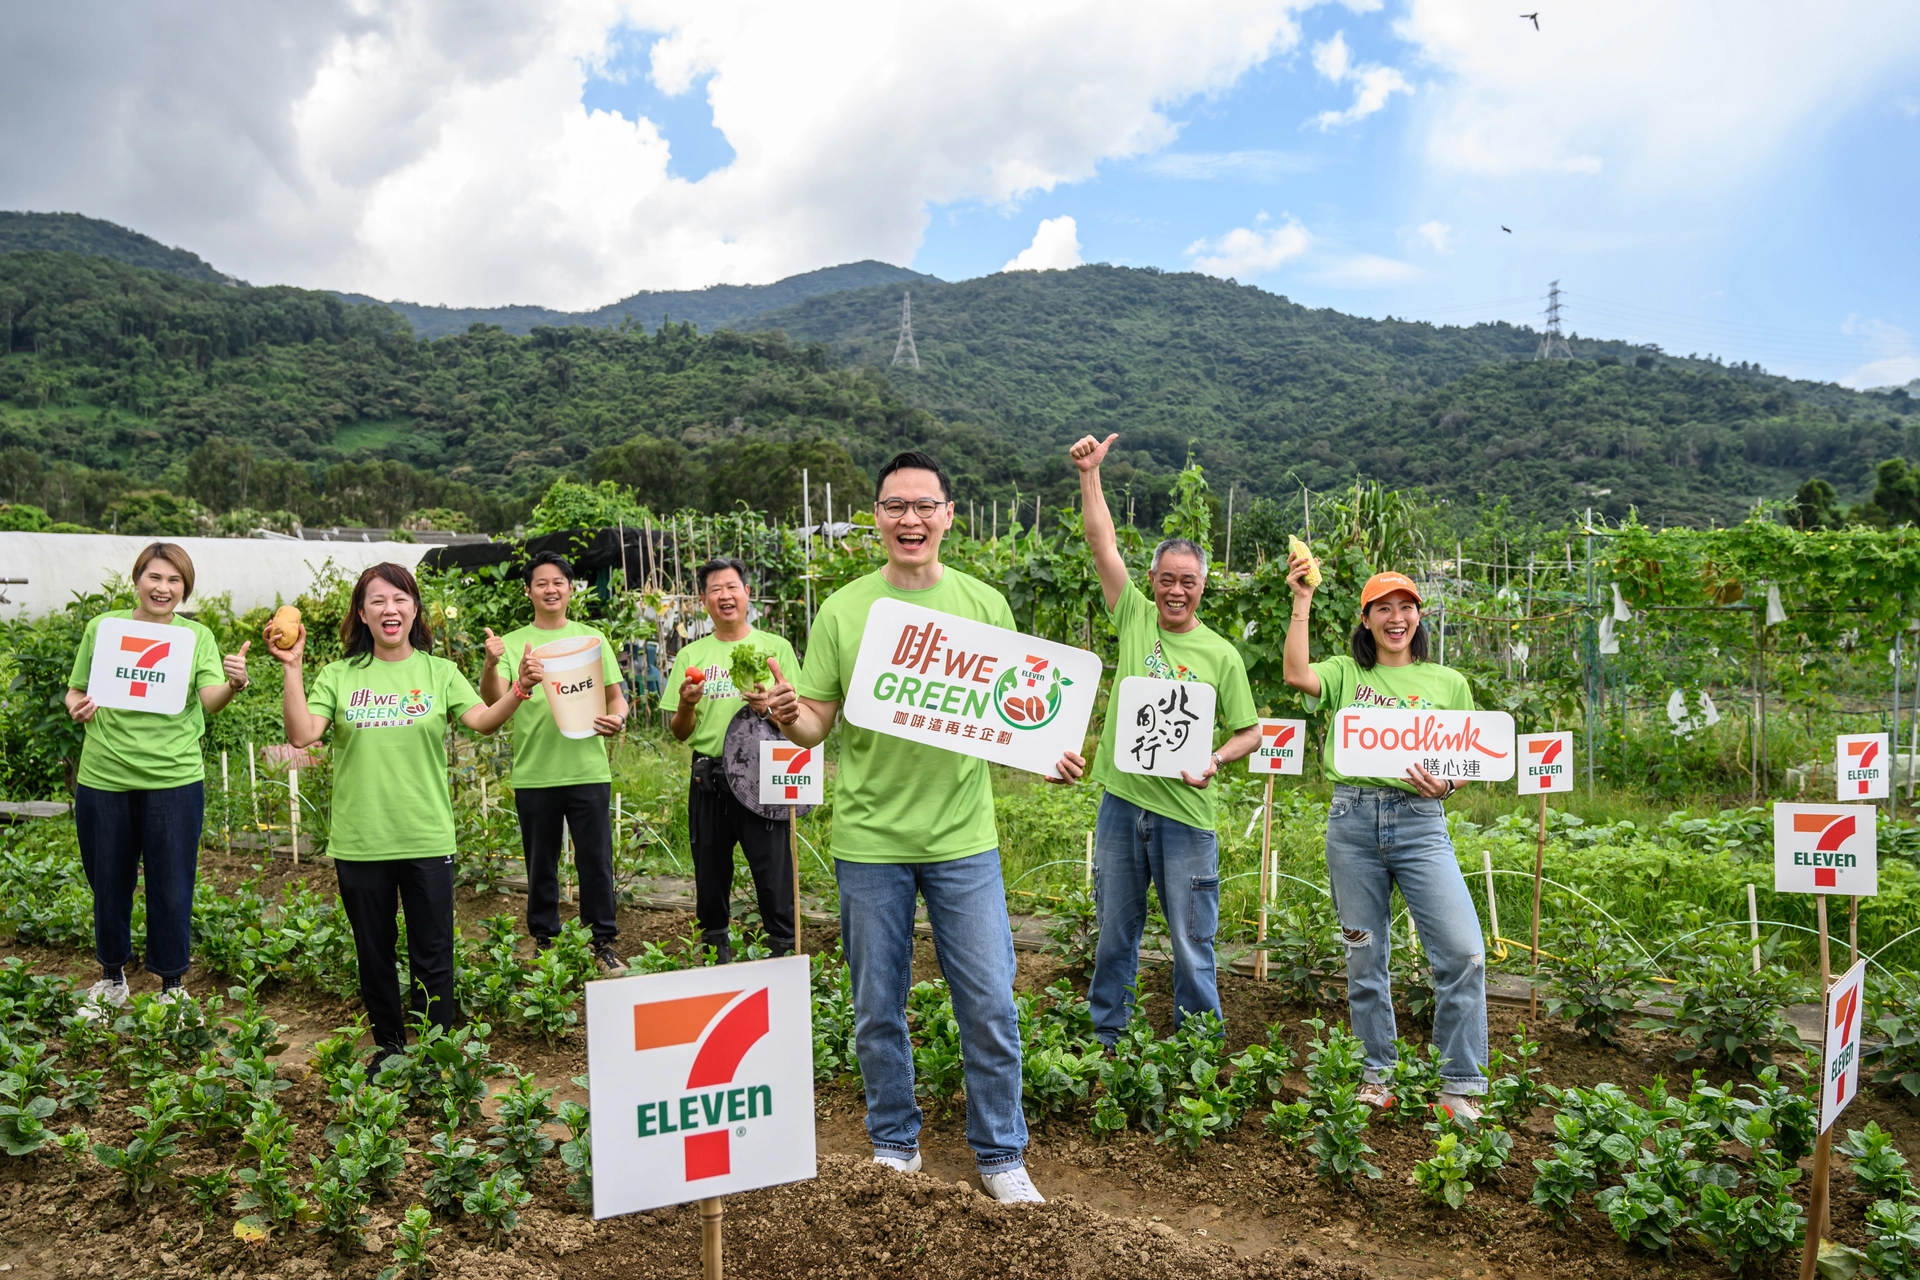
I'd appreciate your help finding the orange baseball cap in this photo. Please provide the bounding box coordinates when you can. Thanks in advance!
[1359,571,1423,611]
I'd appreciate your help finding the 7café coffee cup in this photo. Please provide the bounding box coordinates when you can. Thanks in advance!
[532,636,604,739]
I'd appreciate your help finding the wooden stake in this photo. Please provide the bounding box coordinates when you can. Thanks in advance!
[221,750,231,854]
[1799,893,1833,1280]
[1849,895,1858,968]
[1255,778,1273,982]
[1747,883,1761,974]
[1530,791,1547,1020]
[1084,830,1094,888]
[289,768,300,865]
[248,741,259,825]
[701,1196,725,1280]
[790,808,804,956]
[1482,844,1505,998]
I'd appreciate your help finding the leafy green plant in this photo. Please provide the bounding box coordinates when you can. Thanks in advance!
[1223,1027,1295,1114]
[1090,1095,1128,1139]
[1263,1098,1311,1144]
[234,1104,309,1238]
[1022,1045,1100,1119]
[1866,1198,1920,1280]
[908,981,966,1105]
[1636,928,1810,1069]
[1307,1082,1381,1185]
[1740,1065,1816,1164]
[1264,896,1344,1004]
[487,1072,558,1171]
[422,1116,493,1212]
[53,1124,89,1164]
[1299,1017,1366,1095]
[1483,1024,1549,1126]
[92,1083,184,1198]
[463,1167,532,1246]
[1529,1145,1597,1229]
[1868,969,1920,1098]
[1838,1121,1915,1199]
[0,1089,56,1155]
[1381,1038,1444,1126]
[1688,1181,1803,1276]
[557,1094,592,1209]
[378,1206,443,1280]
[809,947,859,1083]
[182,1167,233,1219]
[183,1051,240,1144]
[1541,924,1658,1045]
[1037,887,1099,979]
[1594,1172,1686,1257]
[1413,1131,1479,1209]
[307,1152,373,1243]
[307,1017,370,1089]
[376,1019,501,1123]
[512,946,585,1044]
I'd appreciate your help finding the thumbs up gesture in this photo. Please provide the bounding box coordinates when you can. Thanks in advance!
[484,627,505,663]
[224,640,252,690]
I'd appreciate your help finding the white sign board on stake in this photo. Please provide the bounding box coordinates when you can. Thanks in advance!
[1517,732,1575,795]
[758,740,823,806]
[841,597,1102,777]
[1110,677,1217,778]
[1329,708,1517,782]
[1773,804,1878,897]
[84,617,195,715]
[585,956,816,1218]
[1836,733,1891,801]
[1819,958,1869,1134]
[1248,719,1307,775]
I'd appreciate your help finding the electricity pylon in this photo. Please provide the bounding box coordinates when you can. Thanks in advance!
[891,292,920,370]
[1535,280,1572,359]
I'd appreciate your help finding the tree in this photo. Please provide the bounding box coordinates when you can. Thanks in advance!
[1789,478,1844,530]
[589,436,703,513]
[703,436,871,522]
[1871,457,1920,527]
[185,436,258,512]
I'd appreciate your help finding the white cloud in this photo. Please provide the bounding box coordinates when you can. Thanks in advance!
[0,0,1311,308]
[1003,215,1082,271]
[1141,149,1320,181]
[1839,319,1920,390]
[1311,253,1420,286]
[1308,29,1410,130]
[1183,215,1310,278]
[1414,219,1452,253]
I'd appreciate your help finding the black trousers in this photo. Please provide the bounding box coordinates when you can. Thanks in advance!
[334,855,459,1055]
[514,782,619,946]
[74,781,202,978]
[688,767,794,953]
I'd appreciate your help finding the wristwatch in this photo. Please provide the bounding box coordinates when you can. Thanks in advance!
[1211,752,1223,771]
[1443,780,1457,797]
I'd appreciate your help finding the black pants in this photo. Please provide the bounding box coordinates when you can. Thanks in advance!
[335,855,458,1056]
[74,782,202,978]
[514,782,619,946]
[688,767,794,954]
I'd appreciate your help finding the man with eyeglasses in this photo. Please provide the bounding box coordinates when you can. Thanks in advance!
[1069,433,1261,1048]
[762,449,1084,1205]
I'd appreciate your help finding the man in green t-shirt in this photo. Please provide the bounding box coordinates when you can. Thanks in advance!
[665,557,801,962]
[481,552,629,973]
[1069,434,1262,1047]
[761,450,1084,1205]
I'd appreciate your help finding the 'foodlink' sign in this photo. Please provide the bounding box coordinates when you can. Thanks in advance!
[586,957,815,1217]
[85,618,193,715]
[1773,804,1878,897]
[1329,708,1517,782]
[843,598,1102,777]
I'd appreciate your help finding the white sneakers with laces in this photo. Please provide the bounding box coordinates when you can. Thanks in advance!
[1435,1092,1483,1129]
[76,977,130,1021]
[981,1166,1045,1204]
[154,985,190,1007]
[872,1152,922,1174]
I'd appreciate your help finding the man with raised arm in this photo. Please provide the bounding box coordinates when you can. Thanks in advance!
[761,449,1084,1205]
[1069,433,1262,1047]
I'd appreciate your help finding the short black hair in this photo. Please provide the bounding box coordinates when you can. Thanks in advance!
[697,557,749,594]
[524,550,574,585]
[876,450,952,502]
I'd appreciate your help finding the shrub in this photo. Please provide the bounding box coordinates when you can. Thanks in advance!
[487,1072,558,1171]
[1837,1121,1915,1199]
[1594,1172,1686,1257]
[1541,923,1657,1045]
[1381,1038,1444,1126]
[1529,1145,1597,1229]
[1307,1083,1380,1185]
[1037,886,1098,978]
[464,1167,532,1246]
[1636,928,1811,1069]
[377,1206,442,1280]
[422,1116,493,1212]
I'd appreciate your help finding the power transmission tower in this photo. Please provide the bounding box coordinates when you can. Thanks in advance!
[891,291,920,370]
[1535,280,1572,359]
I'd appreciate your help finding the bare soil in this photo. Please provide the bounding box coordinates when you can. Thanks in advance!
[2,849,1916,1279]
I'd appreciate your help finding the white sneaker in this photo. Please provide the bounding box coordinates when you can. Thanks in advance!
[981,1166,1045,1204]
[154,985,189,1007]
[77,978,130,1021]
[1435,1093,1483,1130]
[872,1152,922,1174]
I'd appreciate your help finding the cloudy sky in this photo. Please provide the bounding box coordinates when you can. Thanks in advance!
[4,0,1917,387]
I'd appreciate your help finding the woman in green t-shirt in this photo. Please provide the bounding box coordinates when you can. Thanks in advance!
[267,562,534,1059]
[65,542,252,1018]
[1282,557,1489,1127]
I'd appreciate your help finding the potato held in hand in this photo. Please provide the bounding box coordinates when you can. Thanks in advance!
[268,605,303,650]
[1288,536,1323,588]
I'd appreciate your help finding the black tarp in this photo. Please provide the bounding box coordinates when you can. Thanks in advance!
[417,527,670,581]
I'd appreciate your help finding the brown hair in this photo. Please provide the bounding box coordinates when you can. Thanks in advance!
[131,542,195,601]
[341,562,433,663]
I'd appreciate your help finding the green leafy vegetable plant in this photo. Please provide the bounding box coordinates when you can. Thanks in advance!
[558,1095,592,1208]
[487,1072,558,1171]
[464,1167,532,1246]
[378,1206,443,1280]
[1837,1121,1915,1200]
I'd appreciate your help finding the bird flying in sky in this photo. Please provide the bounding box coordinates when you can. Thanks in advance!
[1501,226,1513,233]
[1520,12,1540,29]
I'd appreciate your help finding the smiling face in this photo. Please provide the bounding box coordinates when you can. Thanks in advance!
[875,467,951,570]
[361,576,419,653]
[1150,549,1206,631]
[526,564,572,620]
[702,566,748,626]
[133,557,186,619]
[1363,591,1423,660]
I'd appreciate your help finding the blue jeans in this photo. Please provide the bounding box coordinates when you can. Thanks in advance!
[1088,792,1222,1044]
[1325,784,1487,1095]
[835,851,1027,1174]
[74,782,203,978]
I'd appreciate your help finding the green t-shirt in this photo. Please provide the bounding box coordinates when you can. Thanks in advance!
[796,568,1014,864]
[1091,584,1259,831]
[494,620,623,788]
[67,610,226,791]
[666,628,802,758]
[307,651,481,861]
[1304,654,1475,791]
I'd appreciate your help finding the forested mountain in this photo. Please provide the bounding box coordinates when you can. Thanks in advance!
[342,260,938,339]
[0,212,241,286]
[0,242,1913,536]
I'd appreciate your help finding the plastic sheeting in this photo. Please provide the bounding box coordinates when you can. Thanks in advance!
[0,533,432,619]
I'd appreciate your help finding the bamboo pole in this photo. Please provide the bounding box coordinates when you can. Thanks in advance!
[289,768,300,865]
[1799,894,1833,1280]
[221,750,231,854]
[790,808,804,956]
[701,1196,725,1280]
[1849,895,1859,968]
[1530,792,1547,1020]
[1084,830,1094,888]
[1748,883,1761,973]
[1255,777,1273,983]
[248,741,259,825]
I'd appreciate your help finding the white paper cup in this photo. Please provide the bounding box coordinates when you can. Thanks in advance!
[533,636,604,739]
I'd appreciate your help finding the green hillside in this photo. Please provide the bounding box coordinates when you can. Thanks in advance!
[746,265,1918,526]
[0,212,240,286]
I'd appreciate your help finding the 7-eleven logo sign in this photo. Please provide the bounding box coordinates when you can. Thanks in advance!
[86,617,193,715]
[759,740,822,806]
[1773,804,1878,897]
[584,958,816,1217]
[115,635,173,697]
[1249,719,1305,775]
[1518,732,1573,794]
[1836,733,1889,800]
[1819,959,1869,1134]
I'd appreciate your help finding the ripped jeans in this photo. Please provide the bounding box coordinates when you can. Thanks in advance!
[1324,784,1487,1095]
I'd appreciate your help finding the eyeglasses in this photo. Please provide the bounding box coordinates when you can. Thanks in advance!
[875,497,948,519]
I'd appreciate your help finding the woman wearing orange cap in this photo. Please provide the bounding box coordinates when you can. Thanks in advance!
[1282,557,1487,1126]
